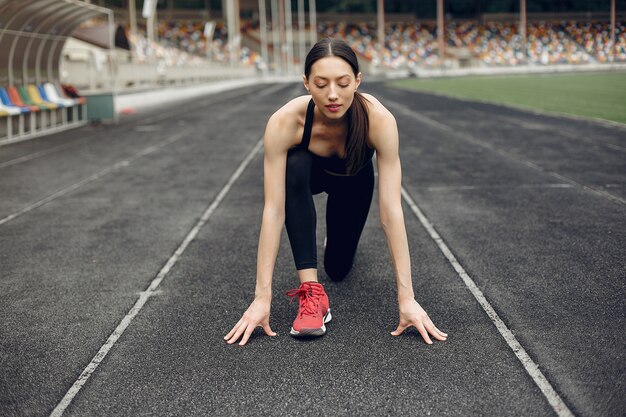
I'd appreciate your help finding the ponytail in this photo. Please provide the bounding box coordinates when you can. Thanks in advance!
[345,91,370,176]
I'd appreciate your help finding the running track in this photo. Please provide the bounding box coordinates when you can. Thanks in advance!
[0,82,624,416]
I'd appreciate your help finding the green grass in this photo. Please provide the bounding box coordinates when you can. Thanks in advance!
[389,72,626,124]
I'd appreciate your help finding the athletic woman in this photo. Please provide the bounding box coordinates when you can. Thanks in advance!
[225,38,448,346]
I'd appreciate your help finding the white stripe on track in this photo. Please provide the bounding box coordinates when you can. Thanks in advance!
[0,130,191,226]
[464,108,626,152]
[0,141,81,169]
[400,186,574,417]
[385,98,626,206]
[388,84,626,131]
[139,83,288,125]
[257,83,292,98]
[422,183,573,191]
[49,136,264,417]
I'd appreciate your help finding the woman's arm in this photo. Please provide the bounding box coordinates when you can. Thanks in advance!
[254,114,291,300]
[373,114,413,300]
[370,103,448,345]
[225,110,295,346]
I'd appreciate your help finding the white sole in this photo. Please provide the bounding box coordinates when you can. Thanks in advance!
[290,309,332,337]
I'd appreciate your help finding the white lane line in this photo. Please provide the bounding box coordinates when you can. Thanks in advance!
[465,108,626,152]
[49,136,264,417]
[401,186,575,417]
[605,142,626,152]
[0,141,83,169]
[0,130,191,227]
[387,84,626,131]
[421,183,573,191]
[385,99,626,206]
[213,84,292,121]
[257,83,292,98]
[140,83,286,125]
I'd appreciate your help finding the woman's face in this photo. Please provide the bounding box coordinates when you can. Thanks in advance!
[303,56,362,121]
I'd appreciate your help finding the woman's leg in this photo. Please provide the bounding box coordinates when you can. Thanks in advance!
[284,149,319,282]
[324,161,375,281]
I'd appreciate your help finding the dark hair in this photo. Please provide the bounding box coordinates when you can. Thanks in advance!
[304,38,369,176]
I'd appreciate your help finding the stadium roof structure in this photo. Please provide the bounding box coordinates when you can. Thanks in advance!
[0,0,114,86]
[100,0,625,18]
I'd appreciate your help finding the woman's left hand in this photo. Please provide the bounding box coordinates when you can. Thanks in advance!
[391,298,448,344]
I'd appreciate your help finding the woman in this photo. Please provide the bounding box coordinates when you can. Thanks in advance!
[225,38,448,346]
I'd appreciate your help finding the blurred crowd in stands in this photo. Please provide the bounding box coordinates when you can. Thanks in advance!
[126,19,626,70]
[129,20,260,67]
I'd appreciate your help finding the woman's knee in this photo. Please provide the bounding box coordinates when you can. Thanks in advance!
[324,258,353,282]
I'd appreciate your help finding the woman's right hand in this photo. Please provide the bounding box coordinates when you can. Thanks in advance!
[224,298,276,346]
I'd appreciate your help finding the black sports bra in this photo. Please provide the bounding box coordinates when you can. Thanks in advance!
[298,98,375,176]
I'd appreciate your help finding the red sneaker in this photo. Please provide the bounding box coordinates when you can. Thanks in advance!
[285,281,332,337]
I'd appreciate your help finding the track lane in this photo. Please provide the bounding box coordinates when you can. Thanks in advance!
[371,84,625,416]
[0,83,300,416]
[0,85,286,221]
[61,136,555,417]
[378,85,626,202]
[50,135,266,417]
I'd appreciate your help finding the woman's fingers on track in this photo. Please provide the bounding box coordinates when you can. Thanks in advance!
[425,319,448,341]
[431,320,448,337]
[226,322,276,346]
[433,324,448,340]
[392,318,448,344]
[226,321,247,345]
[390,323,407,336]
[239,325,256,346]
[415,322,433,345]
[224,318,244,340]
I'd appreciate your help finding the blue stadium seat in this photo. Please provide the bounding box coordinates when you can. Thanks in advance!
[0,88,29,114]
[38,84,65,108]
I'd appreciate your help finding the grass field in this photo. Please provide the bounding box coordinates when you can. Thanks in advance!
[389,71,626,124]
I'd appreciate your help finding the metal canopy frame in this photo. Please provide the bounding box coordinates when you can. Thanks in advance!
[0,0,113,87]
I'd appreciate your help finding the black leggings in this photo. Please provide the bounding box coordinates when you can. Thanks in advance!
[284,147,375,281]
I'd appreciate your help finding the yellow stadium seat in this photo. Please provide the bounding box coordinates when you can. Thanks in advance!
[27,85,58,110]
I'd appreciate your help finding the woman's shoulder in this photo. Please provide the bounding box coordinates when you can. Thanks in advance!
[361,93,398,150]
[268,95,310,127]
[361,92,396,126]
[264,95,310,151]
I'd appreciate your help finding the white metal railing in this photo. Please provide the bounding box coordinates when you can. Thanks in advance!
[60,48,257,93]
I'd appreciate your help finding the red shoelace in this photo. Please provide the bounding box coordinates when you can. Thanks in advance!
[285,286,320,316]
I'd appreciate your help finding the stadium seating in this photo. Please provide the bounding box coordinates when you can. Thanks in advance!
[127,20,259,67]
[0,83,87,141]
[128,16,624,71]
[29,85,59,110]
[0,0,92,144]
[45,83,84,124]
[0,89,26,138]
[258,19,625,69]
[128,19,260,67]
[246,19,622,68]
[6,86,40,134]
[563,21,626,62]
[0,89,28,114]
[44,84,75,108]
[7,86,40,113]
